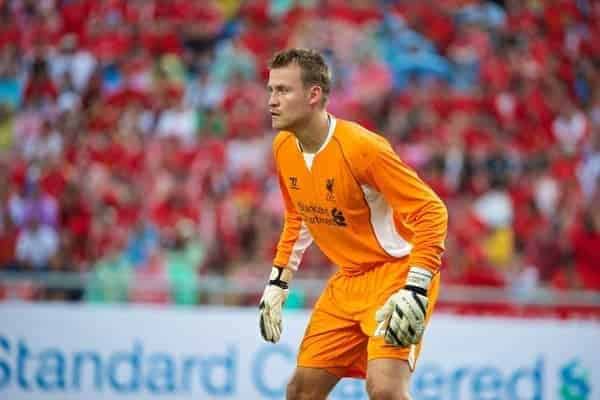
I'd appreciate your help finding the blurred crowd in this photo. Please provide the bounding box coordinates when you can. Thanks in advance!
[0,0,598,304]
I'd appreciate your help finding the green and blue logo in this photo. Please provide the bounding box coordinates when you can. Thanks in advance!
[559,359,590,400]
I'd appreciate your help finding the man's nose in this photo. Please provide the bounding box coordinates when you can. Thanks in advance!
[268,93,279,107]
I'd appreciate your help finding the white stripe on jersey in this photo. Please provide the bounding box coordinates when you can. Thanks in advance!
[287,222,313,270]
[360,184,412,258]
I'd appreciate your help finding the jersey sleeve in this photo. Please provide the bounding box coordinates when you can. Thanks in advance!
[272,135,313,270]
[356,137,448,274]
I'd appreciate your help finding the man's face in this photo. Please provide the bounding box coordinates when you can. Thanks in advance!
[267,64,312,131]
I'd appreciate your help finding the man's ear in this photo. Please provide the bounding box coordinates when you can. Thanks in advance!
[308,85,323,106]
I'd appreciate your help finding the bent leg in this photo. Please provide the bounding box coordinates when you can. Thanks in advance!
[366,359,412,400]
[287,366,340,400]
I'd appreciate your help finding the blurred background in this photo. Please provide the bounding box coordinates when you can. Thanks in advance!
[0,0,599,313]
[1,1,599,399]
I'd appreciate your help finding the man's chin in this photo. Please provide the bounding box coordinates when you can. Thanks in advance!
[271,120,286,130]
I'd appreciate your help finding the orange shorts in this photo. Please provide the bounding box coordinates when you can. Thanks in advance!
[297,259,440,379]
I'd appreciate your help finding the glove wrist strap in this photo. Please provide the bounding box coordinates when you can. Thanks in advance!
[405,266,433,295]
[404,284,427,296]
[269,266,292,290]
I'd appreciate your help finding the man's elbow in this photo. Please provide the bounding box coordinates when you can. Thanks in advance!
[426,195,448,233]
[437,199,448,234]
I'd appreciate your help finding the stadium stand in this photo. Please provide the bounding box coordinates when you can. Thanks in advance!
[0,0,598,308]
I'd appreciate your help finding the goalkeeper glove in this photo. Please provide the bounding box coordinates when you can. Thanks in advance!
[259,266,293,343]
[374,266,432,347]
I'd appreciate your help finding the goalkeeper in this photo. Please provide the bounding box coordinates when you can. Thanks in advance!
[260,48,448,400]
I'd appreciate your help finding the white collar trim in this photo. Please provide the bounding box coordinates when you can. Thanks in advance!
[297,114,336,154]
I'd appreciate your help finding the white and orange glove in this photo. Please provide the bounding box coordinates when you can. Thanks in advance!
[374,267,432,347]
[259,266,293,343]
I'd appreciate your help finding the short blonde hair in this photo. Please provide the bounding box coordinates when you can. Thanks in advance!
[269,48,331,103]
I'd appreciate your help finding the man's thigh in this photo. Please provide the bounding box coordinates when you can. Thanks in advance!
[297,282,369,378]
[287,367,340,400]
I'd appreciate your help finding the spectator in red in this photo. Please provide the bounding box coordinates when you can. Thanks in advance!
[570,190,600,290]
[59,184,92,265]
[23,57,57,106]
[0,204,19,270]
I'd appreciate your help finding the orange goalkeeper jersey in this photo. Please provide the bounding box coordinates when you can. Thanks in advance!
[272,116,448,276]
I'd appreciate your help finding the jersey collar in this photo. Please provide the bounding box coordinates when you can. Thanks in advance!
[297,113,337,154]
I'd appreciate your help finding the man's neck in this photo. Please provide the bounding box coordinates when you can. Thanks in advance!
[294,110,330,154]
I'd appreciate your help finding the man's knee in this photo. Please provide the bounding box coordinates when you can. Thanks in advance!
[366,379,411,400]
[286,378,325,400]
[286,375,305,400]
[285,373,320,400]
[286,368,337,400]
[366,359,413,400]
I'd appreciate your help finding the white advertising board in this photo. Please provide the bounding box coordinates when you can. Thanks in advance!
[0,303,598,399]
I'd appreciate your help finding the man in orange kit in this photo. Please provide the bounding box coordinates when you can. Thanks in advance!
[259,48,448,400]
